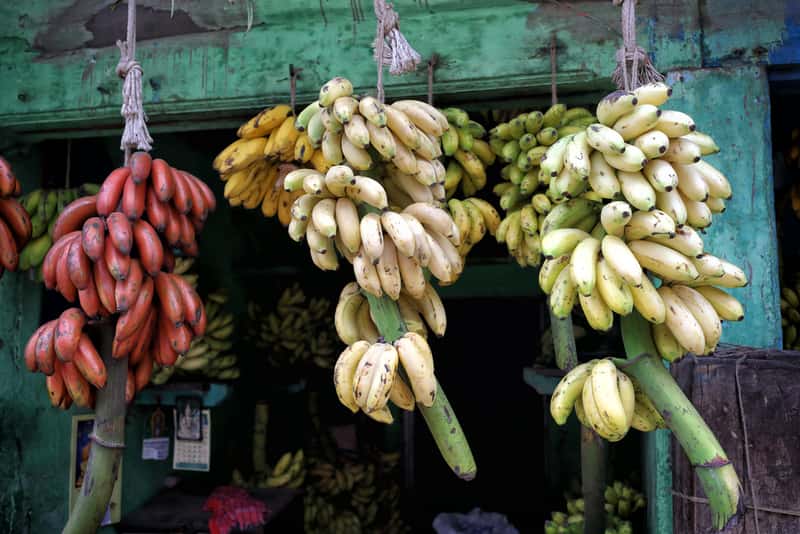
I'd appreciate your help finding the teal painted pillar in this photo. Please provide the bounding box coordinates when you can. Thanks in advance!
[641,65,779,534]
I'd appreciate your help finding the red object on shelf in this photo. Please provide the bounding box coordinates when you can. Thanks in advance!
[204,486,270,534]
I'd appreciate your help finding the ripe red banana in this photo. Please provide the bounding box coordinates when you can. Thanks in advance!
[150,159,175,202]
[96,167,130,216]
[54,308,86,362]
[129,151,152,184]
[52,195,98,241]
[81,216,105,262]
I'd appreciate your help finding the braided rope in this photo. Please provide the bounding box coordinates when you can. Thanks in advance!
[373,0,421,102]
[611,0,663,91]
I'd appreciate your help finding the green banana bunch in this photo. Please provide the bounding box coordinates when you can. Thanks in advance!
[246,284,338,369]
[17,184,100,274]
[545,481,644,534]
[439,107,494,198]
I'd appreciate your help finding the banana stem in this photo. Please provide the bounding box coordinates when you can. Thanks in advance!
[549,309,605,534]
[365,292,477,480]
[581,426,608,534]
[620,312,740,530]
[63,326,126,534]
[550,309,577,371]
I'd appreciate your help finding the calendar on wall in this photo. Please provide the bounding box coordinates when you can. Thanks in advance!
[173,401,211,472]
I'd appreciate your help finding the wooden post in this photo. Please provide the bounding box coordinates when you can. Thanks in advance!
[550,310,605,534]
[63,325,127,534]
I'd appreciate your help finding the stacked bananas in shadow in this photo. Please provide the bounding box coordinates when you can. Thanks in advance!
[151,260,237,383]
[550,359,665,442]
[213,104,328,226]
[490,103,597,267]
[305,452,410,534]
[780,284,800,349]
[232,449,306,490]
[17,185,100,275]
[245,284,338,369]
[438,107,494,198]
[526,83,746,362]
[544,481,644,534]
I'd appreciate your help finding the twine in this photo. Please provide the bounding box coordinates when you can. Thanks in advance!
[426,54,438,105]
[550,32,558,106]
[115,0,152,165]
[373,0,421,103]
[289,65,303,116]
[735,356,760,533]
[611,0,663,91]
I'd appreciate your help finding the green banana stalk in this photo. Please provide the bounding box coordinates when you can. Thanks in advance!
[620,311,739,529]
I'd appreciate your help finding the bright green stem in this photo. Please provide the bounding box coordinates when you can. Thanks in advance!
[620,312,740,530]
[365,292,477,481]
[550,309,605,533]
[63,327,126,534]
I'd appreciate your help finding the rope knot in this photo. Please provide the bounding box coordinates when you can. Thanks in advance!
[116,59,141,80]
[116,37,152,153]
[372,0,421,77]
[611,0,663,91]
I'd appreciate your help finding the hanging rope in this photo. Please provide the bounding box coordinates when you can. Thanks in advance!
[373,0,421,102]
[289,65,303,116]
[610,0,663,91]
[735,356,761,534]
[426,54,438,106]
[550,32,558,106]
[116,0,152,165]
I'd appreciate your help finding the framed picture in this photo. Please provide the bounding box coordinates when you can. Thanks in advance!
[69,414,122,526]
[175,396,203,441]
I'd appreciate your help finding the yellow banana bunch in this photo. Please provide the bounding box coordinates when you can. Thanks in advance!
[214,103,333,225]
[333,332,438,419]
[283,165,464,294]
[514,84,748,357]
[550,358,665,441]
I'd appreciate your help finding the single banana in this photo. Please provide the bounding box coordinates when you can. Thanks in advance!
[549,265,578,318]
[355,297,379,343]
[682,192,713,229]
[613,104,661,141]
[618,170,656,211]
[333,340,371,412]
[394,332,436,407]
[359,213,384,263]
[335,198,362,254]
[579,286,614,332]
[655,110,696,137]
[334,283,364,345]
[635,129,670,159]
[601,235,644,287]
[390,101,443,137]
[596,90,639,126]
[311,198,337,238]
[658,285,706,355]
[586,123,626,154]
[324,165,355,196]
[540,135,572,177]
[643,159,679,193]
[412,283,447,336]
[397,252,427,299]
[319,77,354,107]
[381,211,416,258]
[633,82,672,106]
[403,203,460,247]
[400,213,432,267]
[550,362,595,425]
[648,224,704,257]
[322,130,345,165]
[385,106,422,150]
[694,286,744,321]
[617,372,636,428]
[672,284,722,353]
[596,257,635,315]
[603,145,648,173]
[465,198,502,236]
[376,238,402,300]
[353,343,398,413]
[694,160,732,199]
[353,247,383,297]
[358,96,387,126]
[346,176,388,209]
[652,320,688,361]
[541,228,591,258]
[675,163,710,201]
[590,360,629,435]
[629,276,666,324]
[341,135,373,171]
[237,104,293,138]
[582,375,625,441]
[692,253,726,277]
[389,373,416,410]
[655,187,688,225]
[624,209,676,241]
[570,237,601,296]
[539,254,571,294]
[540,197,598,235]
[628,240,700,283]
[563,131,591,178]
[366,122,397,159]
[588,151,622,199]
[600,201,633,237]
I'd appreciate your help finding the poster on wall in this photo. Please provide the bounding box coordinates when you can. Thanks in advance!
[69,414,122,525]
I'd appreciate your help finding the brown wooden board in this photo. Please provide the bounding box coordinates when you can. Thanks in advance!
[671,346,800,533]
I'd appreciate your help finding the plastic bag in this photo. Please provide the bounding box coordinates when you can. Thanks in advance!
[433,507,520,534]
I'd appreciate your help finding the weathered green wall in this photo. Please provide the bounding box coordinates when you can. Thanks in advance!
[0,1,794,532]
